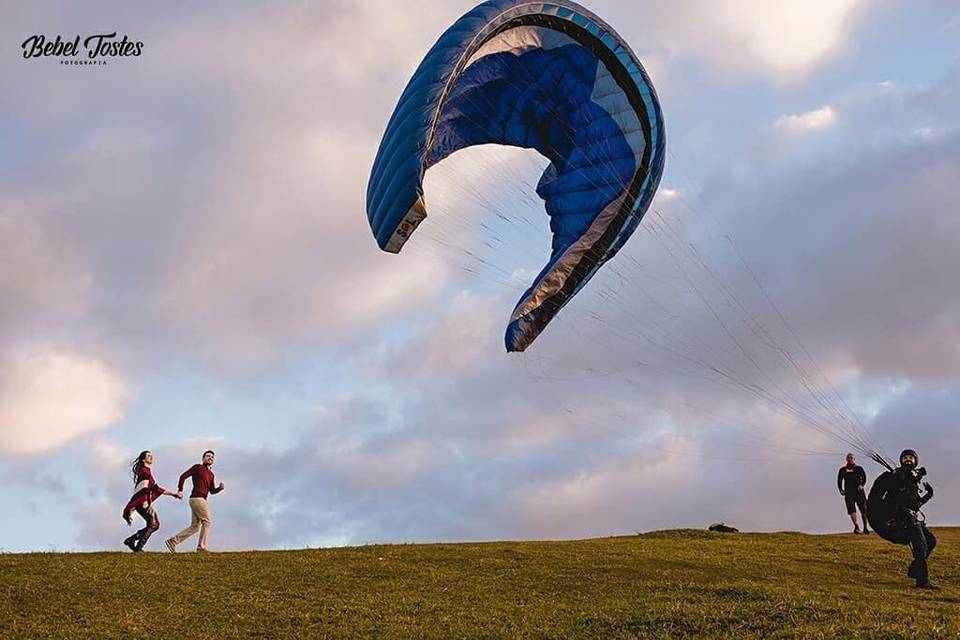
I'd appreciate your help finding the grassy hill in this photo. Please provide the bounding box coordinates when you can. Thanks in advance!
[2,528,957,639]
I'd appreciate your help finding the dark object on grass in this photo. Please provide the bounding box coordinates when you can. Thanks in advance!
[708,523,739,533]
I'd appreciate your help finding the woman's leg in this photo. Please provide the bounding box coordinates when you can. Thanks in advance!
[133,505,160,551]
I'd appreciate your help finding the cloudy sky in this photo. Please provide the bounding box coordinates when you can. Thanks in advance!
[1,0,958,552]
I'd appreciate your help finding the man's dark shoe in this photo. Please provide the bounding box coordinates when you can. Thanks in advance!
[915,582,940,590]
[123,536,138,552]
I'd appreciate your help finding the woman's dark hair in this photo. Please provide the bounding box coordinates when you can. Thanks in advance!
[131,450,150,483]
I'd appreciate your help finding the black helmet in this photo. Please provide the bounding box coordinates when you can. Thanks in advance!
[899,449,919,467]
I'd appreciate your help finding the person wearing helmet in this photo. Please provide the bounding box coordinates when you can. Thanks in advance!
[837,453,869,534]
[867,449,937,589]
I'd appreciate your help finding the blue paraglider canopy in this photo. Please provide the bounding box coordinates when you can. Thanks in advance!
[366,0,665,352]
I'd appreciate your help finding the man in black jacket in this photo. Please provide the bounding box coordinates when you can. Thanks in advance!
[837,453,869,534]
[867,449,937,589]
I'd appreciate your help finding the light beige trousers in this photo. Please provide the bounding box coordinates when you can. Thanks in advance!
[171,497,212,550]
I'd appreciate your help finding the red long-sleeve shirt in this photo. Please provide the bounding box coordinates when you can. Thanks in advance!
[178,463,222,499]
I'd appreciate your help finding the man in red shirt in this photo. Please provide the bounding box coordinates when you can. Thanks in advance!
[165,450,225,552]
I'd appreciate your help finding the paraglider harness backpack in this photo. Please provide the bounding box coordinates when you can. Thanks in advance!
[866,467,928,544]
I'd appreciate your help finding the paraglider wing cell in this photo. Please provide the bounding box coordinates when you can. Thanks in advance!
[366,0,665,352]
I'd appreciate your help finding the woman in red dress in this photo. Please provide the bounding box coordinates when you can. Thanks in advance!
[122,451,180,552]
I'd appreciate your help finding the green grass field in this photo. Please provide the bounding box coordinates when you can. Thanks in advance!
[2,528,957,639]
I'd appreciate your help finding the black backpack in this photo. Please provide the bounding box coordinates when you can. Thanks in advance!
[867,471,915,544]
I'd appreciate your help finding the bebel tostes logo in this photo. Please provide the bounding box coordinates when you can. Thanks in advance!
[21,32,144,65]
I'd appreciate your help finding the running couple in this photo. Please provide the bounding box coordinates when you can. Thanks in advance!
[122,449,225,552]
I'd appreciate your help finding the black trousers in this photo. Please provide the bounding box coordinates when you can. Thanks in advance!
[126,505,160,551]
[907,522,937,585]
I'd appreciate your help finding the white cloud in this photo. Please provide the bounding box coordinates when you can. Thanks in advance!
[0,206,92,341]
[510,444,692,536]
[655,187,681,204]
[179,435,225,450]
[775,106,838,134]
[388,292,501,378]
[91,439,132,470]
[0,350,131,455]
[707,0,866,75]
[596,0,872,81]
[88,439,135,484]
[913,126,957,143]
